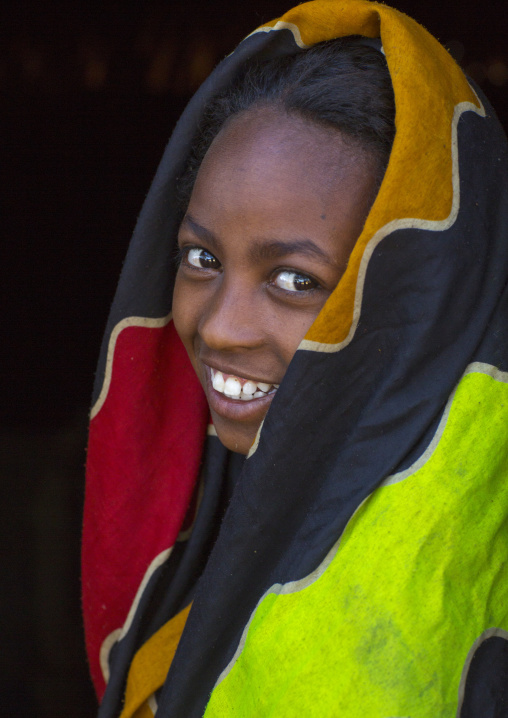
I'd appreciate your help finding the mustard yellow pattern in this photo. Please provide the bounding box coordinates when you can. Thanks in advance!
[119,604,191,718]
[256,0,481,347]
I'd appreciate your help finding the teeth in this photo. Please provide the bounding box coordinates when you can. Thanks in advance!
[224,377,241,397]
[212,370,225,393]
[211,369,278,401]
[242,381,256,395]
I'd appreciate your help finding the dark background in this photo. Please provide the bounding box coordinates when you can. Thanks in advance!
[1,0,507,715]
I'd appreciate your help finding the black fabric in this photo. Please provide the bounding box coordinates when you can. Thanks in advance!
[460,637,508,718]
[91,28,302,406]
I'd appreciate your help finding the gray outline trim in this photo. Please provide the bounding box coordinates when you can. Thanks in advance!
[247,418,264,458]
[246,20,309,49]
[299,92,485,355]
[456,627,508,717]
[212,490,373,689]
[213,534,341,687]
[383,362,508,487]
[99,547,173,684]
[91,313,172,419]
[147,693,158,715]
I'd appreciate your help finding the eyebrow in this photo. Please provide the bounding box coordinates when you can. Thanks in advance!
[181,214,333,264]
[181,215,220,251]
[248,238,330,263]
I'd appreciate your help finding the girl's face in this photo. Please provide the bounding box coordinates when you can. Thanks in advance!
[173,108,379,454]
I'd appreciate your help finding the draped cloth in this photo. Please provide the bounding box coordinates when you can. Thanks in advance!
[83,1,508,716]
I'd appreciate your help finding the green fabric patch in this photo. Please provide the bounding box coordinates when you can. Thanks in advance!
[205,370,508,717]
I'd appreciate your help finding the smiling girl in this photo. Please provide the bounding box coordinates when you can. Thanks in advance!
[173,73,386,453]
[83,2,508,717]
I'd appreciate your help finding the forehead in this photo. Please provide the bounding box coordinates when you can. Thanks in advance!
[194,107,369,206]
[183,106,380,272]
[189,107,378,239]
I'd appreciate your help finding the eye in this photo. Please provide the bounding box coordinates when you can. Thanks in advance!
[274,270,319,292]
[186,247,221,270]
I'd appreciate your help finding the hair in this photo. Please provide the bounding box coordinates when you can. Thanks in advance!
[177,37,395,212]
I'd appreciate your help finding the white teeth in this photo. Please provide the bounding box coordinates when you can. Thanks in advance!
[224,377,241,397]
[212,370,225,393]
[210,369,278,400]
[242,381,256,395]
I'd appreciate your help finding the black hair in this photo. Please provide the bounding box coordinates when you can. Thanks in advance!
[177,37,395,211]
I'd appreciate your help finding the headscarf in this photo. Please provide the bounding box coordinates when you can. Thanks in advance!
[83,1,508,716]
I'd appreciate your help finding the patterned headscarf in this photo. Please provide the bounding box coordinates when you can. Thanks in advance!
[83,1,508,716]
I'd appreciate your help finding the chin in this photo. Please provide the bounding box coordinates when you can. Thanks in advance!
[212,416,258,455]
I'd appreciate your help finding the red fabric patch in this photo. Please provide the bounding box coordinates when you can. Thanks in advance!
[82,319,208,698]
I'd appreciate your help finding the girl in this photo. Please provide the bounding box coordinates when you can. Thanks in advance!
[83,1,508,715]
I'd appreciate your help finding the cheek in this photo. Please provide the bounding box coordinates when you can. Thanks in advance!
[172,275,196,351]
[271,305,324,365]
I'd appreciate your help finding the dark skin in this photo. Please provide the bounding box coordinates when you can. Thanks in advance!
[173,107,379,454]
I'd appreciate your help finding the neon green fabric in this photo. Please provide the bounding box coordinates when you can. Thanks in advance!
[206,368,508,717]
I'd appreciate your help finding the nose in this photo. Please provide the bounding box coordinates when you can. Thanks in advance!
[198,277,264,352]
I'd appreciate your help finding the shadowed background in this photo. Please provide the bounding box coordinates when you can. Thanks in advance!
[1,0,507,715]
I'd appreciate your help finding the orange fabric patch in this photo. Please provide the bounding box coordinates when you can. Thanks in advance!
[131,703,154,718]
[257,0,480,347]
[119,604,192,718]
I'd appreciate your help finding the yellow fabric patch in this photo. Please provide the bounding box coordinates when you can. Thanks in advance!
[119,604,191,718]
[205,371,508,716]
[256,0,481,347]
[131,703,154,718]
